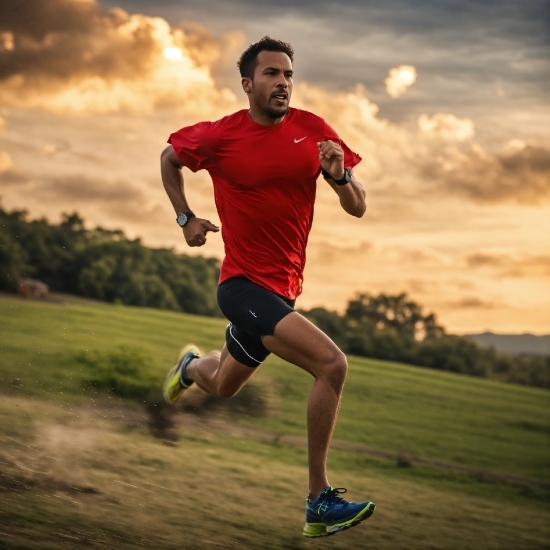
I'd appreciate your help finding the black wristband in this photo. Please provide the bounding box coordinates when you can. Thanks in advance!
[322,167,352,186]
[321,168,332,180]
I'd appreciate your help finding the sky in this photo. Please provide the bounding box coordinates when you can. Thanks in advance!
[0,0,549,334]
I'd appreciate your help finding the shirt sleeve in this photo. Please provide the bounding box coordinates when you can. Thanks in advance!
[167,121,216,172]
[323,122,362,170]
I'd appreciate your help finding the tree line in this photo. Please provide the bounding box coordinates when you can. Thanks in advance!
[1,205,547,388]
[0,206,221,316]
[299,296,548,388]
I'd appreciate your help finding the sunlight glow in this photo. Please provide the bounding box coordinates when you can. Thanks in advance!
[163,46,183,61]
[385,65,417,98]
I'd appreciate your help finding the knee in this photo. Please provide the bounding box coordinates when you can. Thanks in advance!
[333,350,348,382]
[320,349,348,390]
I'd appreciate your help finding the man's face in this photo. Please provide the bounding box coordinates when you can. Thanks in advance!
[243,50,294,120]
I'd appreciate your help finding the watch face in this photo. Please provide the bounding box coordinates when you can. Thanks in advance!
[177,213,188,227]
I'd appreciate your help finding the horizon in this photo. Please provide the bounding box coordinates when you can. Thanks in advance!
[0,0,548,334]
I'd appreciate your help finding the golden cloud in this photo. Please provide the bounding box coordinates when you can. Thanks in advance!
[0,1,548,334]
[294,83,549,205]
[466,252,550,278]
[418,113,474,142]
[1,1,546,206]
[0,0,240,116]
[293,83,406,183]
[417,141,550,204]
[0,151,12,173]
[385,65,417,98]
[446,297,498,310]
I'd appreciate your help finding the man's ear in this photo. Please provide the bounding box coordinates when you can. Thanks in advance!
[241,77,253,94]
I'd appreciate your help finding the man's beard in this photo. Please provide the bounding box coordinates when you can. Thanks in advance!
[262,105,289,119]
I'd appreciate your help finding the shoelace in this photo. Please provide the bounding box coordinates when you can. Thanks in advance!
[322,487,349,508]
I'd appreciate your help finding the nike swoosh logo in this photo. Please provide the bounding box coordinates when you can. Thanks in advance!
[294,137,307,143]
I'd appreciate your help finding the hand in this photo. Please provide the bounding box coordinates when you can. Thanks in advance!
[183,217,220,247]
[318,140,345,180]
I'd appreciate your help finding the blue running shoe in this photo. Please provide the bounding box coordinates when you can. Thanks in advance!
[303,487,375,537]
[162,344,201,404]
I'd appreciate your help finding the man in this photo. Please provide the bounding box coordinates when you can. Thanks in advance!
[160,36,374,538]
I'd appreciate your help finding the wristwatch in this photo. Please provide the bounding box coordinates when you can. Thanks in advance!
[176,211,195,227]
[321,167,352,186]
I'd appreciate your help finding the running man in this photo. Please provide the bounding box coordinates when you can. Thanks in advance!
[160,36,375,537]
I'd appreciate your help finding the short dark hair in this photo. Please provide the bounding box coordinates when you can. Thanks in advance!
[237,36,294,79]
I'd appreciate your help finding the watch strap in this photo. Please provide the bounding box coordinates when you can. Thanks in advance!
[176,210,195,227]
[322,167,352,186]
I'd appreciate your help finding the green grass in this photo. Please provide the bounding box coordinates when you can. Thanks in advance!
[1,294,547,481]
[0,294,549,549]
[257,356,550,481]
[0,396,548,550]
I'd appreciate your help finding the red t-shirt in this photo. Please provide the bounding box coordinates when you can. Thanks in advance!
[168,107,361,300]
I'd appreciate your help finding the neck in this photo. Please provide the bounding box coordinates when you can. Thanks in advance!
[247,108,286,126]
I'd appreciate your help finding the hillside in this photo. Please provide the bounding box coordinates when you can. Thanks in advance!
[465,332,550,356]
[2,206,546,388]
[0,294,549,549]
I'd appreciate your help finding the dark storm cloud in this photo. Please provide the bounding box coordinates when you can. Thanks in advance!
[103,0,548,40]
[0,0,158,84]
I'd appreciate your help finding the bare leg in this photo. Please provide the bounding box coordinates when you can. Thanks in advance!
[262,312,347,502]
[186,345,256,398]
[185,311,346,501]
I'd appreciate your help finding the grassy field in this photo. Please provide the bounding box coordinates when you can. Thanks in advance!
[0,294,549,549]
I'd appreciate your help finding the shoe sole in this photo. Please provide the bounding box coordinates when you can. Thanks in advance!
[303,502,376,538]
[326,502,376,535]
[302,522,329,538]
[162,344,200,404]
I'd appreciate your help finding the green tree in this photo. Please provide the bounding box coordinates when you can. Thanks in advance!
[300,307,346,348]
[345,292,445,341]
[0,229,29,291]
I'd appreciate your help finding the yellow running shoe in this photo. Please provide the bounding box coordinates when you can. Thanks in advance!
[162,344,201,404]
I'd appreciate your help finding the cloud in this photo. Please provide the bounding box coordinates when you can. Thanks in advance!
[294,83,549,205]
[45,174,145,203]
[0,151,12,172]
[385,65,417,98]
[0,0,240,115]
[293,83,404,183]
[418,113,474,142]
[0,167,171,229]
[446,297,498,310]
[466,252,550,278]
[417,141,550,204]
[466,253,507,268]
[1,0,548,334]
[0,169,144,202]
[96,0,549,154]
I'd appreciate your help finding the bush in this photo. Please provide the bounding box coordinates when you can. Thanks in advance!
[75,347,160,402]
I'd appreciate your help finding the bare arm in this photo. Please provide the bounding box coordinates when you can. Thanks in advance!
[160,145,219,247]
[317,140,367,218]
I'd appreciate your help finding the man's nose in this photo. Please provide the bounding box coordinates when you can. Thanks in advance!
[275,74,288,88]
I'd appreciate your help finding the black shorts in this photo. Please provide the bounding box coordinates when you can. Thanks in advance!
[217,277,296,368]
